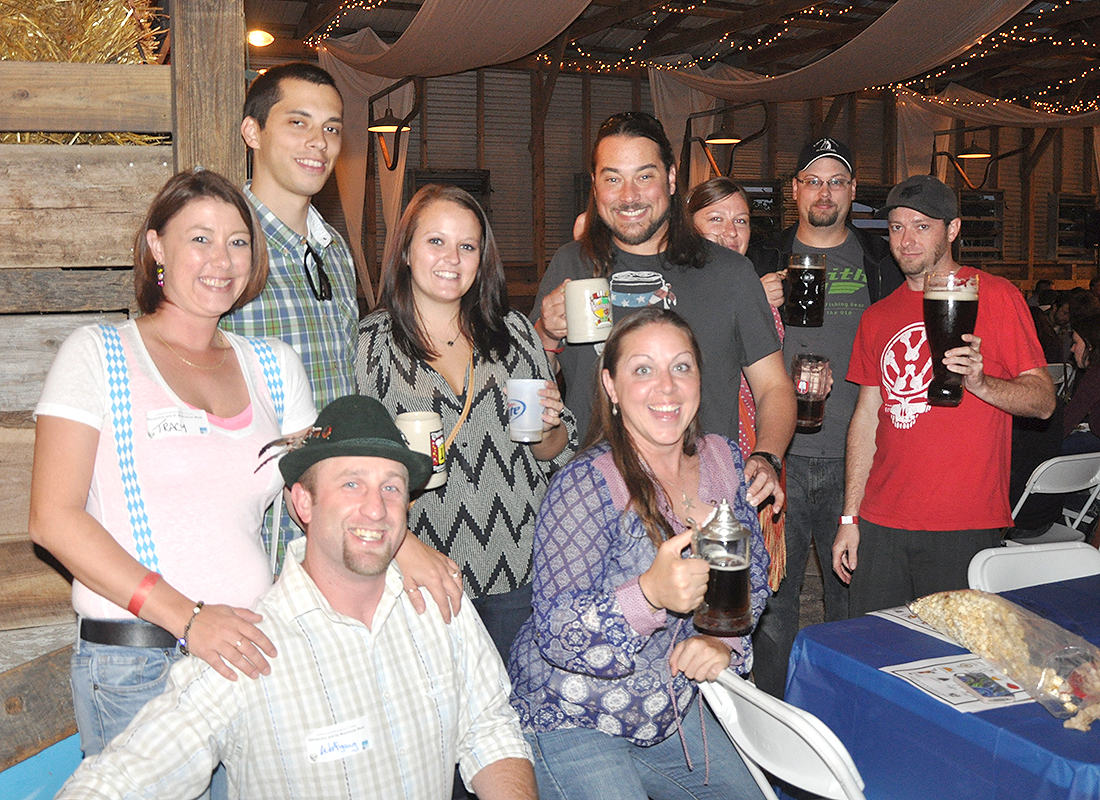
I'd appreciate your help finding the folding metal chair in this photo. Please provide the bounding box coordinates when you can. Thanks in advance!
[968,541,1100,593]
[700,670,866,800]
[1010,452,1100,543]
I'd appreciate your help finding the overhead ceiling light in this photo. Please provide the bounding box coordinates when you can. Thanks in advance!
[248,29,275,47]
[368,109,411,133]
[705,128,742,146]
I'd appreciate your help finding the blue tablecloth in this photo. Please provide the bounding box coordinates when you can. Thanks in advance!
[785,575,1100,800]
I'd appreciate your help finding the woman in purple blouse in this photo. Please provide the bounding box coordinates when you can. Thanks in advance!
[508,307,769,800]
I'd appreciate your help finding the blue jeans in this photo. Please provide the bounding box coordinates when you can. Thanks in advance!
[71,628,224,800]
[525,695,765,800]
[752,455,849,698]
[471,582,533,667]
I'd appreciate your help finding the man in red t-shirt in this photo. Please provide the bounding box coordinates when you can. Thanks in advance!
[834,175,1056,615]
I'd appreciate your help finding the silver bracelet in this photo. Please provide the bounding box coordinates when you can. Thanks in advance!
[178,601,204,655]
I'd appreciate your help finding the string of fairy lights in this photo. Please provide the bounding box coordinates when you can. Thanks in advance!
[305,0,1098,115]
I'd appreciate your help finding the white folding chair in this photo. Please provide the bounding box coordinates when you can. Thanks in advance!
[1047,362,1075,401]
[699,671,866,800]
[968,541,1100,592]
[1010,452,1100,543]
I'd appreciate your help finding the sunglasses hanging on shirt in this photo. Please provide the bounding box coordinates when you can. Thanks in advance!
[303,242,333,301]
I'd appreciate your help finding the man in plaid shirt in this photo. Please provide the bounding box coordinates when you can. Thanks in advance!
[223,63,360,568]
[223,61,358,410]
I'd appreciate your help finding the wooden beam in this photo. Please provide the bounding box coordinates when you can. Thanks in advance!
[564,0,667,42]
[0,312,127,413]
[1020,127,1034,263]
[883,91,897,183]
[477,69,486,171]
[0,145,173,270]
[171,0,247,183]
[0,62,170,133]
[647,0,820,59]
[530,36,567,276]
[820,95,845,138]
[742,17,877,68]
[0,270,134,314]
[295,0,347,40]
[0,428,34,544]
[1022,128,1057,180]
[1084,128,1095,195]
[0,646,75,771]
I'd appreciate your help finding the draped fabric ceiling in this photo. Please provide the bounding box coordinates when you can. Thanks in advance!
[651,0,1034,190]
[319,0,590,302]
[895,85,1100,186]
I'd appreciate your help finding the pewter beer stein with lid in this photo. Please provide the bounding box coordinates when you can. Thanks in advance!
[691,498,752,637]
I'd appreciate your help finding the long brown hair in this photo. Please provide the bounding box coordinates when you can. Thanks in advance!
[580,112,707,277]
[585,307,703,548]
[379,184,511,362]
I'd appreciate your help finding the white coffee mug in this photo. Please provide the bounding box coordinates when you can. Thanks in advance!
[565,278,613,344]
[506,379,544,443]
[394,411,447,490]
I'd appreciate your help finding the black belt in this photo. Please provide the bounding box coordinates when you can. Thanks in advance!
[79,619,178,649]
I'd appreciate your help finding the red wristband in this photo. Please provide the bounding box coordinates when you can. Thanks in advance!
[839,515,859,525]
[545,343,564,354]
[127,571,161,617]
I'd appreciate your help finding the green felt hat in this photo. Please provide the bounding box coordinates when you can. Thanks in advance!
[279,395,432,491]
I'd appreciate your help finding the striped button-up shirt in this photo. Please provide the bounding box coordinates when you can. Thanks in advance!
[57,538,531,799]
[222,185,359,411]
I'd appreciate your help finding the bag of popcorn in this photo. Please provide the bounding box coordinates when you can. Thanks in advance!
[911,589,1100,731]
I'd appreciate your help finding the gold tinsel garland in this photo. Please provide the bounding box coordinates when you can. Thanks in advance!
[0,0,167,145]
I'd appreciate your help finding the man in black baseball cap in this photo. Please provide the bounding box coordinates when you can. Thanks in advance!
[746,136,903,698]
[59,395,537,800]
[874,173,959,223]
[835,175,1055,618]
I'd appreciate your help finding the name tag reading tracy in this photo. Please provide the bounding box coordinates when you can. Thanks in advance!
[306,717,372,763]
[147,407,210,439]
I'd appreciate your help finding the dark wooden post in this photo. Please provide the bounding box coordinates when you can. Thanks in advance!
[170,0,246,183]
[530,37,566,277]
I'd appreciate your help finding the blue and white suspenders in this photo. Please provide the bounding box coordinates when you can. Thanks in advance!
[99,325,284,572]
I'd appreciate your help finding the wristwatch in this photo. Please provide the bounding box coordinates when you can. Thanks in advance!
[749,451,782,475]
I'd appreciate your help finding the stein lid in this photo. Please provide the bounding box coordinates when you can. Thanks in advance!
[701,498,749,542]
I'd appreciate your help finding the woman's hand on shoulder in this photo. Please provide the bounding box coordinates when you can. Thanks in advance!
[638,528,708,615]
[394,532,464,622]
[183,603,276,681]
[669,635,732,682]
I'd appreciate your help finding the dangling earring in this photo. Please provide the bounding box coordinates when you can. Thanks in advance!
[612,403,619,416]
[156,264,164,287]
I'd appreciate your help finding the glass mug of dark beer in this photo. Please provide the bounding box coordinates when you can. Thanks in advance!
[785,253,826,327]
[923,271,979,407]
[791,353,829,432]
[691,499,752,637]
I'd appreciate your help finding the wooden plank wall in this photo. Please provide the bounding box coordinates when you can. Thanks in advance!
[0,0,247,771]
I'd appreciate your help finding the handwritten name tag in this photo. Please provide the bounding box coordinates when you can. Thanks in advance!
[306,717,372,764]
[146,407,210,439]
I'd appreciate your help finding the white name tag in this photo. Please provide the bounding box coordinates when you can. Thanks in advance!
[306,717,372,763]
[146,407,210,439]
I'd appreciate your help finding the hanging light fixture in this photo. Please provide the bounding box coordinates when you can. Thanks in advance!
[957,142,992,160]
[705,128,742,146]
[367,109,411,134]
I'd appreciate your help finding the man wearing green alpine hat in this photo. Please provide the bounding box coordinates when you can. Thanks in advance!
[59,396,535,800]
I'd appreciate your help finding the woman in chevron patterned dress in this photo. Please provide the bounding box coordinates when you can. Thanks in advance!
[28,170,317,764]
[357,184,577,664]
